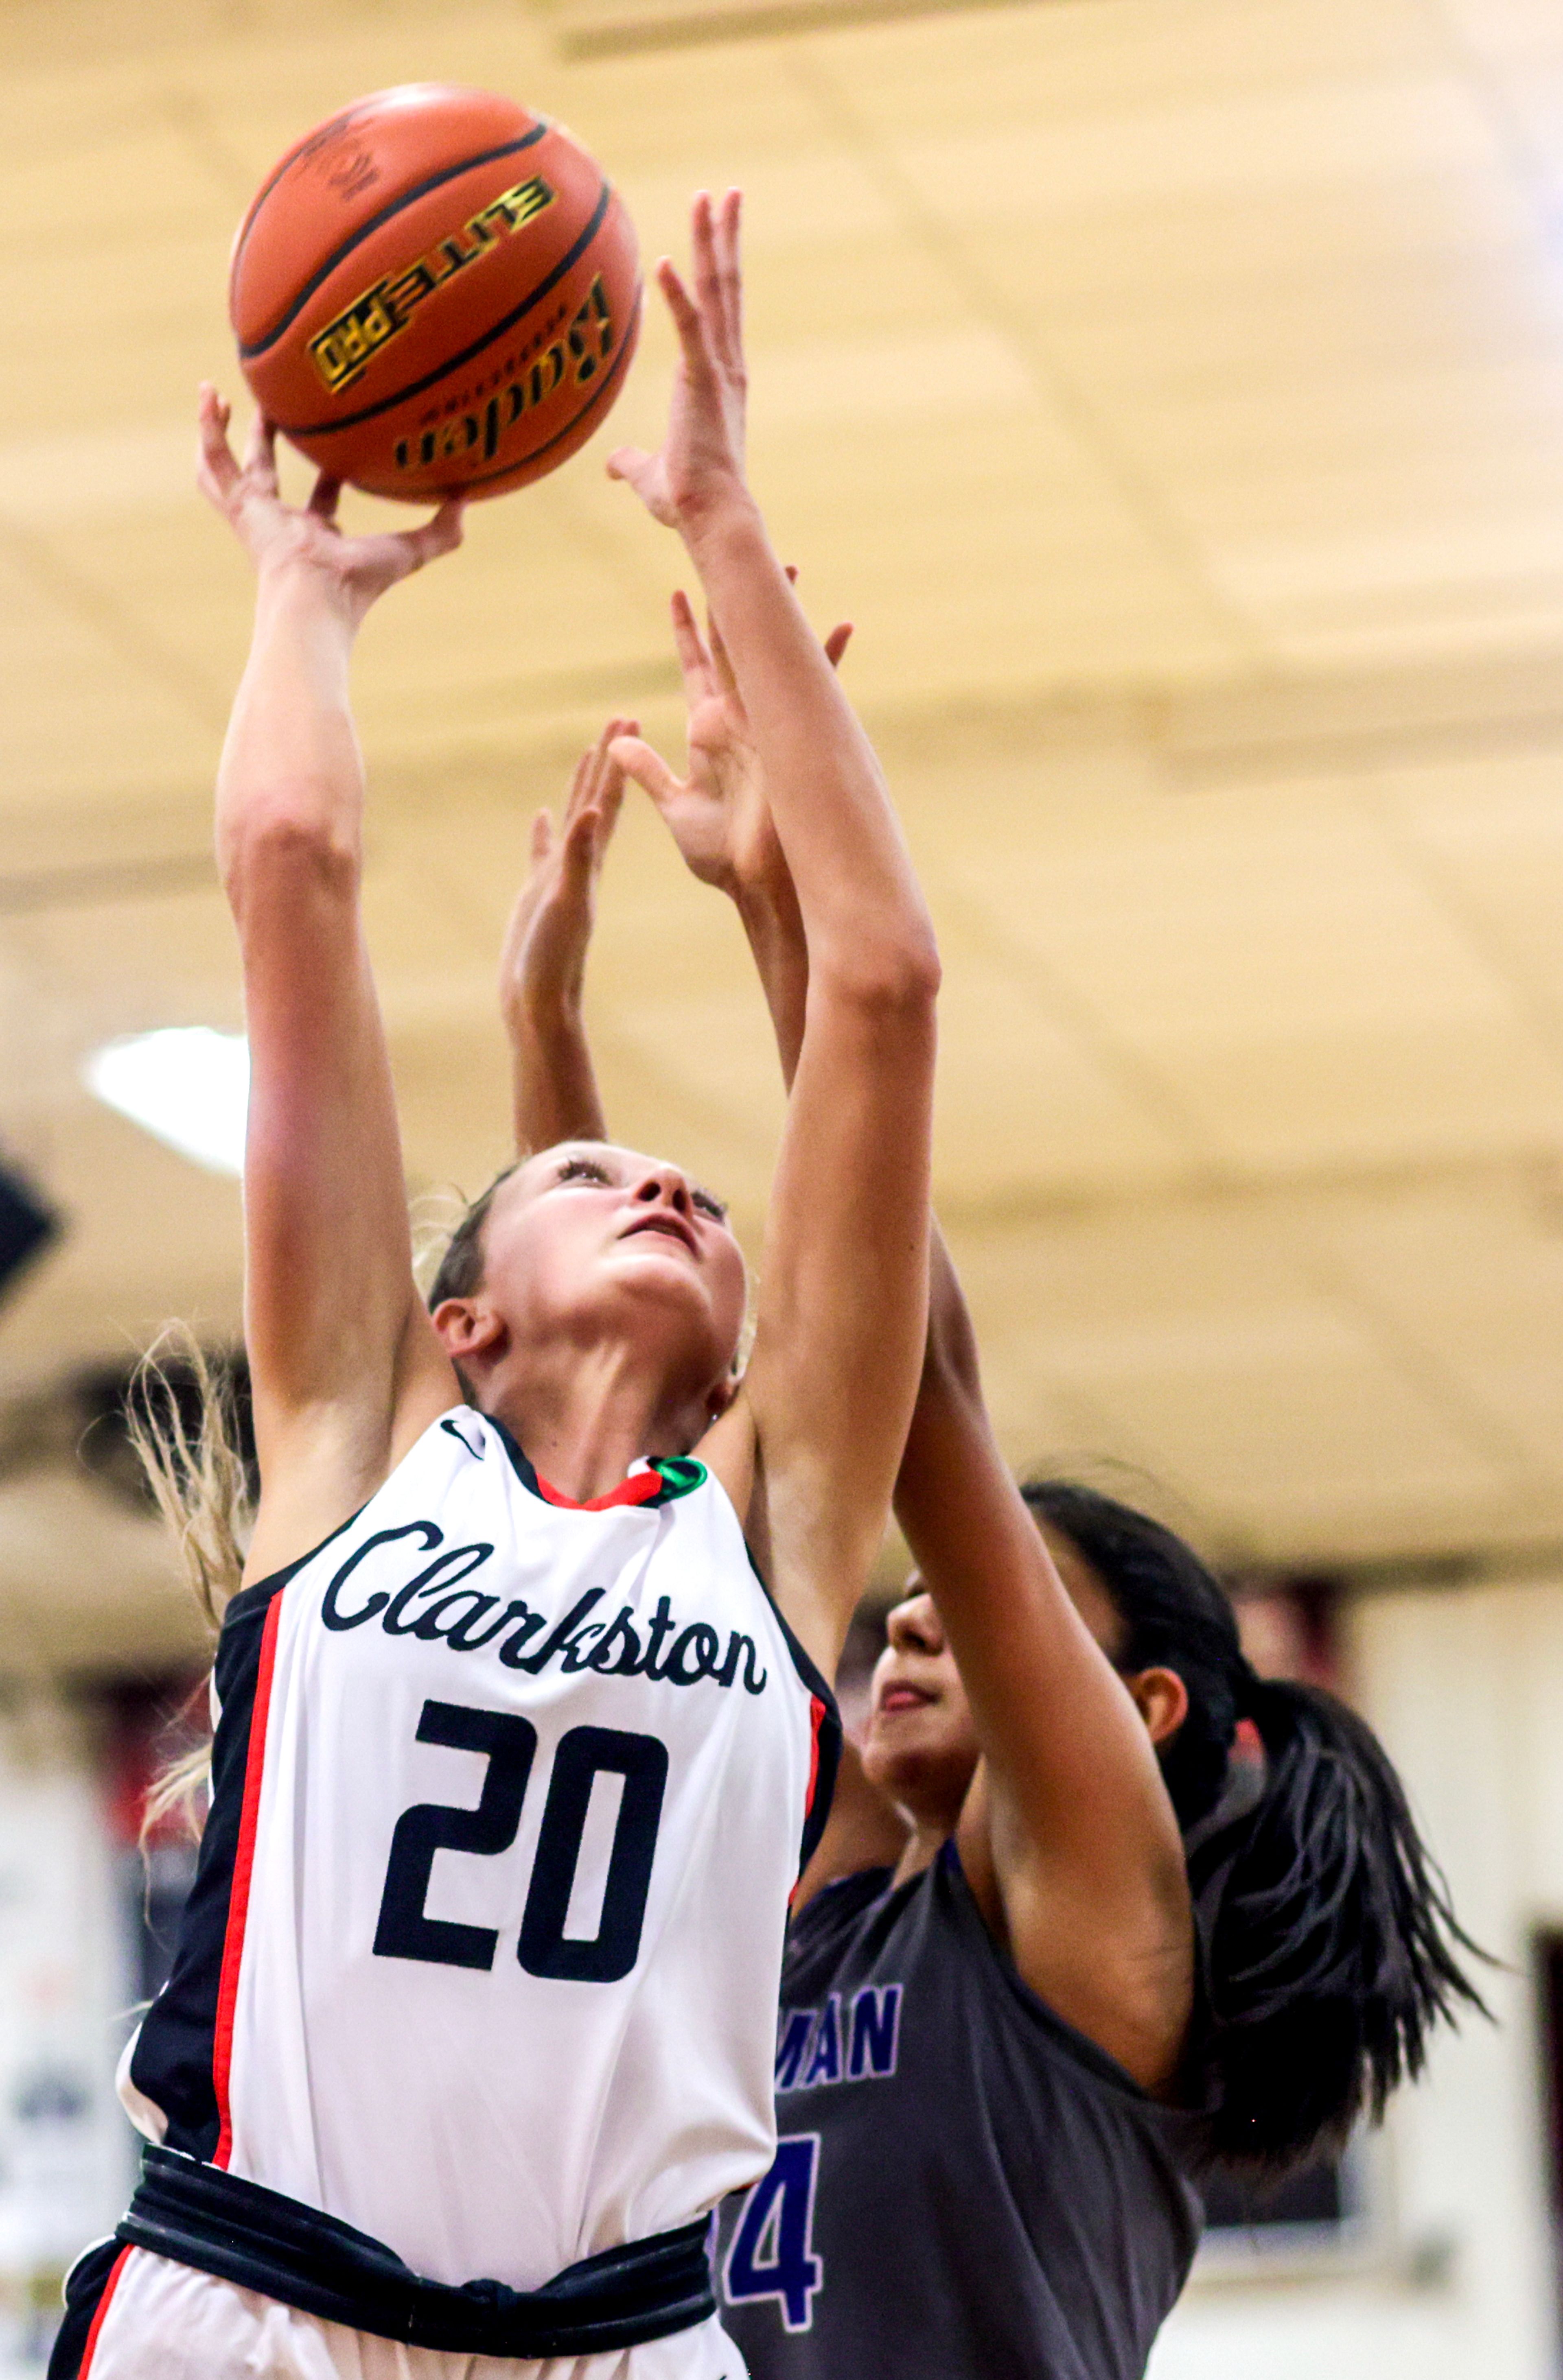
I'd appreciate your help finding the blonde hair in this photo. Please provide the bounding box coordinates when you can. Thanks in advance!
[129,1328,252,1843]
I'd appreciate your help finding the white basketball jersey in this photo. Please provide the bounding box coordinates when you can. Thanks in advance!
[123,1407,838,2297]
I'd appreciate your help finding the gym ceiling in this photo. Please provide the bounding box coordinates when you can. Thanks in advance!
[4,0,1563,1665]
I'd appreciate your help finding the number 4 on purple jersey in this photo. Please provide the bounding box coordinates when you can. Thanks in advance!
[722,2134,823,2332]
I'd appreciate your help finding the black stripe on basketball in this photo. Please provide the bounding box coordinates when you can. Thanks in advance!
[449,284,641,492]
[237,123,552,361]
[276,176,614,439]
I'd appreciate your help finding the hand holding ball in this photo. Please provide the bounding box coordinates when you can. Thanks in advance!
[230,84,640,501]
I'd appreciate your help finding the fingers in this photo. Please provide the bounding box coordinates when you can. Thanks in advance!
[569,716,636,822]
[670,589,716,703]
[656,257,717,389]
[564,742,595,823]
[610,733,681,814]
[396,495,465,573]
[605,446,670,525]
[195,382,242,510]
[307,471,343,522]
[689,188,743,376]
[594,754,627,852]
[715,187,743,372]
[605,444,647,485]
[530,809,555,868]
[593,723,630,846]
[559,801,604,890]
[243,409,279,491]
[689,190,727,371]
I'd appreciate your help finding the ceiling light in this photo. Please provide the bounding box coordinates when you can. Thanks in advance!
[84,1028,250,1176]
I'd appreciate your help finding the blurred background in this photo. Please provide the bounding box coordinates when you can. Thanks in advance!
[2,0,1563,2368]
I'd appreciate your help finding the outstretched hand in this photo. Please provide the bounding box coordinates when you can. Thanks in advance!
[608,190,749,532]
[197,385,463,627]
[500,719,631,1038]
[612,580,851,904]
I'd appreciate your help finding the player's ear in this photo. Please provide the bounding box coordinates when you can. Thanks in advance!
[431,1298,505,1364]
[705,1371,739,1423]
[1121,1665,1189,1747]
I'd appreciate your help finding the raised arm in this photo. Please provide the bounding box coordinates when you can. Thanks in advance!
[609,194,939,1678]
[602,611,1192,2082]
[898,1241,1193,2087]
[501,721,633,1152]
[197,393,464,1581]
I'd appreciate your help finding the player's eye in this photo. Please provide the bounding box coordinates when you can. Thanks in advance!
[692,1187,728,1224]
[556,1156,612,1188]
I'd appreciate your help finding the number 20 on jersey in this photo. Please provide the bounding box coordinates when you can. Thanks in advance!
[374,1698,667,1984]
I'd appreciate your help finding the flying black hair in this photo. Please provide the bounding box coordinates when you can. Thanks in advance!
[1022,1479,1490,2173]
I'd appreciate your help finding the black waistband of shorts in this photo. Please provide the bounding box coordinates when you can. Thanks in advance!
[116,2144,715,2358]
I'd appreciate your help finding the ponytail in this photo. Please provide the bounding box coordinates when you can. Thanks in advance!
[1189,1669,1488,2168]
[1023,1480,1489,2173]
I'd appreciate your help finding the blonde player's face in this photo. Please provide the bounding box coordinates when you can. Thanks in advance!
[862,1528,1128,1831]
[475,1142,747,1395]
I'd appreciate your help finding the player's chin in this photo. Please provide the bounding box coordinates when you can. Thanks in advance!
[864,1699,937,1770]
[610,1233,708,1283]
[610,1243,741,1327]
[864,1734,963,1818]
[867,1700,973,1785]
[606,1239,706,1296]
[606,1254,736,1359]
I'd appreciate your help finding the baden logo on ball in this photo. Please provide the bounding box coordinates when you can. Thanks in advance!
[230,83,641,502]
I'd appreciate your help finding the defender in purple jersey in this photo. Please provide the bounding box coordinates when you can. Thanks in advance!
[507,581,1489,2379]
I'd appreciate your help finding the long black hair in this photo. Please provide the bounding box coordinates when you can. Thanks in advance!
[1022,1479,1489,2173]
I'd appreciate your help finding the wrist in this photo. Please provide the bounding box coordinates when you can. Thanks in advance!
[676,483,766,563]
[252,555,359,640]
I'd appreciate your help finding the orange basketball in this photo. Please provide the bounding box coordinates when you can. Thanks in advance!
[230,85,641,503]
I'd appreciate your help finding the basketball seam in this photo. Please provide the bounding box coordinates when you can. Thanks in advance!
[276,177,615,439]
[231,101,379,269]
[236,124,550,361]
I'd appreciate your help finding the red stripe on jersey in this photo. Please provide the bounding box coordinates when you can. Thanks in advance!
[805,1694,825,1818]
[79,2245,132,2375]
[212,1589,284,2168]
[788,1695,830,1907]
[534,1467,665,1513]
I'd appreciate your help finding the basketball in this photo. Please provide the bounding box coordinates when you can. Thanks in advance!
[229,85,641,503]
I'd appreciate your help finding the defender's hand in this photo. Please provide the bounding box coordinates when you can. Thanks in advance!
[613,583,851,903]
[500,720,631,1037]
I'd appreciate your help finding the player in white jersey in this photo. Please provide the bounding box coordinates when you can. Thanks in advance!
[53,192,939,2380]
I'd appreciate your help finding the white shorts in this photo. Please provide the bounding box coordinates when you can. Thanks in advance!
[72,2248,749,2380]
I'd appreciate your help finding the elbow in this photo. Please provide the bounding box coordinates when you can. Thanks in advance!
[817,920,941,1018]
[219,797,359,911]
